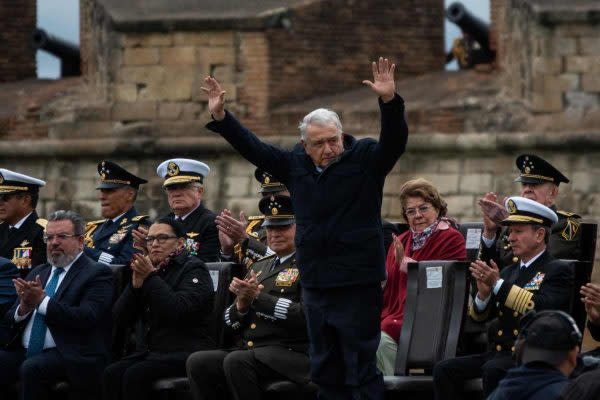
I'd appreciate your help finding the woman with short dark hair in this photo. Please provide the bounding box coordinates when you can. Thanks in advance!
[102,218,215,400]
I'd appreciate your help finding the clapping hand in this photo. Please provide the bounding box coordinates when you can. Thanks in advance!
[216,209,248,255]
[479,192,508,238]
[13,276,45,315]
[581,283,600,324]
[470,259,500,300]
[362,57,396,102]
[201,76,226,121]
[131,253,157,288]
[231,270,263,312]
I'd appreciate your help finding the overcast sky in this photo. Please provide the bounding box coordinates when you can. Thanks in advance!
[36,0,489,78]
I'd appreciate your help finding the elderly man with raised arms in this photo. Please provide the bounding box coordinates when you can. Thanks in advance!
[201,57,409,399]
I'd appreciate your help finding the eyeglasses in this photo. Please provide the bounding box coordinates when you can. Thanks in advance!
[144,234,178,244]
[405,204,434,218]
[43,233,81,243]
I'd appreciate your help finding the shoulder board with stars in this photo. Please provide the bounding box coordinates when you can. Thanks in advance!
[247,215,265,221]
[132,215,149,222]
[557,210,581,219]
[36,218,47,229]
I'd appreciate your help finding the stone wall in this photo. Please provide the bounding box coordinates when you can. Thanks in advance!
[501,0,600,131]
[2,131,599,275]
[0,0,36,82]
[77,0,444,135]
[265,0,444,108]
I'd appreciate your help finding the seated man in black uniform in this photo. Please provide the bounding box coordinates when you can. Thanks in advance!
[155,158,220,262]
[186,195,309,400]
[433,196,574,399]
[0,169,47,275]
[217,169,289,268]
[479,154,582,268]
[84,161,149,266]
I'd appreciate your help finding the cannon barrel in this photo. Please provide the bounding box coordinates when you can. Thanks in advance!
[446,2,492,54]
[31,29,81,77]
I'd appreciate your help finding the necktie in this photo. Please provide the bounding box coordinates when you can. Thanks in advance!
[26,268,64,357]
[270,258,281,272]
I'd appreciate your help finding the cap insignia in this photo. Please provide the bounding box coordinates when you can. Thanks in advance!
[167,162,180,177]
[264,176,270,184]
[272,207,278,215]
[507,199,517,214]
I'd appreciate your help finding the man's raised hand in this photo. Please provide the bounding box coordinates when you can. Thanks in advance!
[362,57,396,102]
[201,76,226,121]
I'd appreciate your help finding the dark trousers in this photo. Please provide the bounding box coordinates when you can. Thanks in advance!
[186,349,287,400]
[102,352,189,400]
[303,284,384,400]
[0,348,68,400]
[433,351,514,399]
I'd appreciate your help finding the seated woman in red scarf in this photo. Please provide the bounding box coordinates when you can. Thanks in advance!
[377,178,467,375]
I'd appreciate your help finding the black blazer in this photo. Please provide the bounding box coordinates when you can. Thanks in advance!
[207,94,408,288]
[166,204,220,263]
[113,251,215,355]
[0,211,46,272]
[4,254,114,389]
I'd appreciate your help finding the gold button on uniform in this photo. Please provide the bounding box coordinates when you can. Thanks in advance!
[497,330,503,336]
[513,311,519,317]
[513,257,519,263]
[250,323,256,330]
[513,329,519,336]
[511,346,515,352]
[496,345,502,352]
[499,311,503,316]
[280,289,284,293]
[247,341,254,347]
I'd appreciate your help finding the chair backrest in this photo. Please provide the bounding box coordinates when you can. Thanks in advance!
[205,262,243,347]
[562,259,594,333]
[394,260,470,376]
[579,220,598,263]
[458,222,484,262]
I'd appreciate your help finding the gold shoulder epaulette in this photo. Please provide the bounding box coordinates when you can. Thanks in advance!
[36,218,48,229]
[86,219,106,226]
[247,215,265,221]
[132,215,149,222]
[557,210,581,219]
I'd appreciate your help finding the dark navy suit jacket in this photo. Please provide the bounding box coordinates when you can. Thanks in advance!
[207,94,408,288]
[4,253,114,389]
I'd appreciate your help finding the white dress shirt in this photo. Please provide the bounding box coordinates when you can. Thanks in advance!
[15,252,83,350]
[10,212,33,230]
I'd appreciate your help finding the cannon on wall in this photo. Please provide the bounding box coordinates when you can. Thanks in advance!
[31,28,81,77]
[445,2,495,68]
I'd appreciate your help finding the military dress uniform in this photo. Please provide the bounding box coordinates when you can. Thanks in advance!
[186,195,309,400]
[84,161,149,266]
[157,158,220,262]
[434,197,574,399]
[0,169,47,276]
[480,154,582,268]
[233,169,288,268]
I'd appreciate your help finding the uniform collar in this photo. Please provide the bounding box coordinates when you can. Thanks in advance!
[520,248,546,269]
[11,211,33,229]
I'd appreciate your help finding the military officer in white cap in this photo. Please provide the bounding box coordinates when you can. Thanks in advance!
[152,158,219,262]
[480,154,582,268]
[434,196,574,399]
[0,169,47,275]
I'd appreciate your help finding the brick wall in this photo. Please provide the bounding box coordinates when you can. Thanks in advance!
[266,0,445,108]
[0,0,36,82]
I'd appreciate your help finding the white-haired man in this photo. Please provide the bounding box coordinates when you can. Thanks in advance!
[202,58,409,399]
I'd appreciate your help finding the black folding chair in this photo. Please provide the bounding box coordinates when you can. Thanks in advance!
[384,260,470,397]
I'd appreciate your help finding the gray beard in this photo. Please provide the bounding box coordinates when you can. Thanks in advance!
[48,249,79,268]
